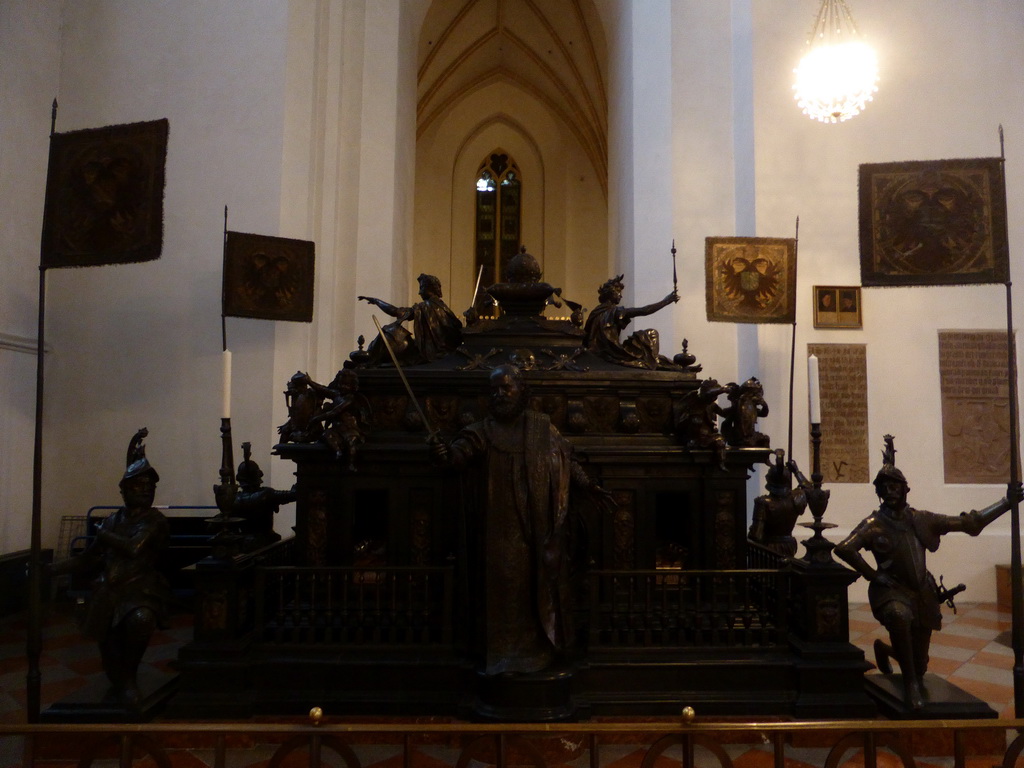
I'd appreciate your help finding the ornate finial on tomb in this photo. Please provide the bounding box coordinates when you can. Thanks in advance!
[348,334,370,367]
[504,245,542,284]
[486,245,560,316]
[673,338,700,370]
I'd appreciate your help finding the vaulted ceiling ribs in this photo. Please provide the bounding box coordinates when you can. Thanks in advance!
[417,0,608,187]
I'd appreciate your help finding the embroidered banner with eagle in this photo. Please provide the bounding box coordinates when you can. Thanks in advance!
[704,236,797,324]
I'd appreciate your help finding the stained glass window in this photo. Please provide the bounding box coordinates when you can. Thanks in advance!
[475,153,521,313]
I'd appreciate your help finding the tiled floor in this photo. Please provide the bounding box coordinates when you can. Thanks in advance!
[847,601,1015,719]
[0,604,192,725]
[0,602,1019,767]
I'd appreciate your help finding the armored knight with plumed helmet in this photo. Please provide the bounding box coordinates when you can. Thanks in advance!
[748,449,808,556]
[674,378,728,468]
[232,442,296,550]
[835,435,1023,710]
[52,429,171,708]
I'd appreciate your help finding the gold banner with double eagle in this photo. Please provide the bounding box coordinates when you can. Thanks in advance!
[705,236,797,324]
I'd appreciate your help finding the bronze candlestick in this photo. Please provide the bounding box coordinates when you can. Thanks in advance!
[799,421,836,563]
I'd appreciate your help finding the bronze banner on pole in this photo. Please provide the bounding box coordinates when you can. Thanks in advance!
[705,236,798,324]
[858,157,1009,288]
[40,118,168,269]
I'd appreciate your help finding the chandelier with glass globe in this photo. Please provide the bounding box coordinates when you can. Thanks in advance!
[793,0,879,123]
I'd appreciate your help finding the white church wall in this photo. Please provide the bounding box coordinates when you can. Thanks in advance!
[350,2,410,348]
[607,0,683,364]
[0,0,62,554]
[271,0,323,511]
[669,3,746,389]
[37,1,290,549]
[561,139,610,308]
[752,0,1024,601]
[274,0,420,502]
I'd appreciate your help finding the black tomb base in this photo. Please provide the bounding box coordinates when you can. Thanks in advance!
[170,643,877,720]
[865,673,996,720]
[473,667,580,722]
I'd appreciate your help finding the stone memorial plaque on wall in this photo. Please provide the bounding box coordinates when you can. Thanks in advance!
[808,343,869,483]
[939,330,1014,484]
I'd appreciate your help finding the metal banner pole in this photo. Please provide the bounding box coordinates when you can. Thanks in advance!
[788,217,800,464]
[1005,280,1023,718]
[995,126,1024,717]
[28,98,58,722]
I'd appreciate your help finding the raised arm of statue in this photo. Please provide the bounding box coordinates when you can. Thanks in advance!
[955,481,1023,534]
[586,277,681,371]
[303,375,334,399]
[358,295,410,320]
[620,289,679,321]
[788,459,812,489]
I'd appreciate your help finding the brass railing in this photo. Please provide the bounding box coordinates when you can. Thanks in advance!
[4,717,1024,768]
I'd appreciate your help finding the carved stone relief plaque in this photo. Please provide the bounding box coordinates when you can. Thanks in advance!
[939,330,1015,483]
[714,490,737,568]
[611,490,635,569]
[807,344,869,483]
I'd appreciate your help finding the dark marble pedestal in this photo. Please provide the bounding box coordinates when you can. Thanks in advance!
[865,672,997,720]
[41,668,177,723]
[471,667,580,722]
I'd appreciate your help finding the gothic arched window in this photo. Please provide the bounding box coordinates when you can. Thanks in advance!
[474,152,521,307]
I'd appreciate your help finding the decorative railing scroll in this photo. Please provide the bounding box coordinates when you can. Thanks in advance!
[253,565,454,646]
[587,569,788,648]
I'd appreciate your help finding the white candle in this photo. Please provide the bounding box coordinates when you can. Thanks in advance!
[808,354,821,424]
[222,349,232,419]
